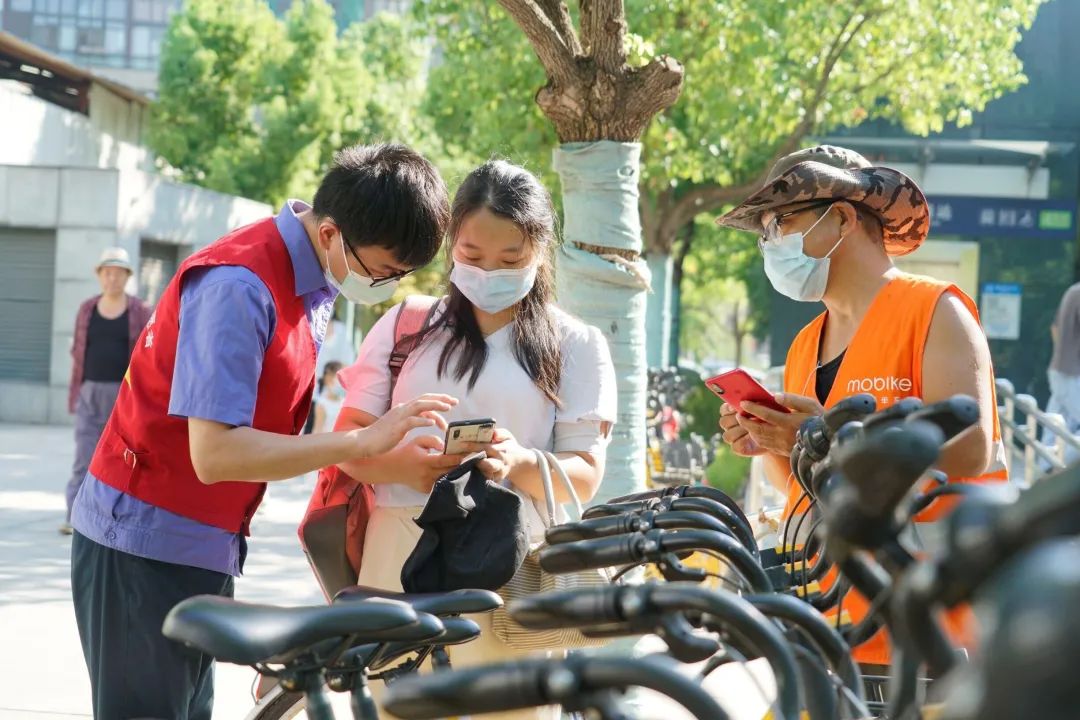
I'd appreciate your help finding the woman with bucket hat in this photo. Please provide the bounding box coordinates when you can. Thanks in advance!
[62,247,153,535]
[715,145,1009,667]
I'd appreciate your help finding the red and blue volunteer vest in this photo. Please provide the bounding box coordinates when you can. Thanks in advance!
[89,219,317,534]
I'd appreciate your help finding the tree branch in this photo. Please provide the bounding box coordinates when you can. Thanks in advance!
[535,0,582,56]
[778,3,876,156]
[814,5,877,102]
[628,55,684,119]
[660,4,883,232]
[661,179,761,239]
[675,220,695,267]
[641,186,676,253]
[847,54,910,98]
[581,0,627,71]
[497,0,579,85]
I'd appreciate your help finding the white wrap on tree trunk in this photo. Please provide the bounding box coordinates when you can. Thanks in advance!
[553,141,649,501]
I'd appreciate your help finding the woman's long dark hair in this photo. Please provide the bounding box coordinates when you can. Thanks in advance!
[426,160,562,405]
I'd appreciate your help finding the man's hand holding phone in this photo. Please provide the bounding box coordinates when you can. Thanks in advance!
[705,369,790,419]
[724,392,824,458]
[388,435,469,495]
[718,402,767,457]
[709,370,823,458]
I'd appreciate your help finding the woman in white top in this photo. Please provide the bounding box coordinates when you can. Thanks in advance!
[334,160,617,719]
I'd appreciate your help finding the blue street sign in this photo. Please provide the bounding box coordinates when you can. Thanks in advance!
[927,196,1076,239]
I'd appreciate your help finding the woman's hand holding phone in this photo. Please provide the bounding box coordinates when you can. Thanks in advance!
[457,428,532,481]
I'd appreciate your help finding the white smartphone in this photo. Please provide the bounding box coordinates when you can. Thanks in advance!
[443,418,496,455]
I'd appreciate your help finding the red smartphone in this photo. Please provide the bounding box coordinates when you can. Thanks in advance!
[705,369,790,420]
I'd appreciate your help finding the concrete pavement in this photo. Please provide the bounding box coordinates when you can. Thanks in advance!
[0,423,774,720]
[0,423,327,719]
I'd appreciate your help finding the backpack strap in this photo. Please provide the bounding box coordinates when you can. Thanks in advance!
[388,296,442,393]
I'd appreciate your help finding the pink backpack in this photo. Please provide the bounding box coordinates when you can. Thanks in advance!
[298,296,441,600]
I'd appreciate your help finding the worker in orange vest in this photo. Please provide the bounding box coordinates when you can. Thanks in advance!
[715,145,1008,667]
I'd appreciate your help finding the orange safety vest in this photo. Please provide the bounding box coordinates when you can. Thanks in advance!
[781,273,1009,665]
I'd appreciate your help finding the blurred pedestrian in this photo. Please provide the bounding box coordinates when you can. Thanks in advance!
[311,361,345,433]
[1044,283,1080,462]
[63,247,152,535]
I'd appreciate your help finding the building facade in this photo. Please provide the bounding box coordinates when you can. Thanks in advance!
[0,33,271,424]
[0,0,411,94]
[0,0,179,94]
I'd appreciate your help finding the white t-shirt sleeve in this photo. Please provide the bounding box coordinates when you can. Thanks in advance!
[553,321,618,455]
[338,303,403,417]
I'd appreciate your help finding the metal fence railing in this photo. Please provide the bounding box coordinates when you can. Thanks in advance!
[996,378,1080,486]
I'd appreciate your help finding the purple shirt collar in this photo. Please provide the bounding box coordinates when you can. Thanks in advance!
[276,200,333,298]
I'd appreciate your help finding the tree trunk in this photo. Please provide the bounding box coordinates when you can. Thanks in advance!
[497,0,683,501]
[731,299,744,369]
[554,142,651,501]
[645,251,673,369]
[669,222,695,366]
[669,263,682,365]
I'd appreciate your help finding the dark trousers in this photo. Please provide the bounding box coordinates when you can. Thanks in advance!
[71,532,235,720]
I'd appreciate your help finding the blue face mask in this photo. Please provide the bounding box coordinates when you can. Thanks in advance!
[450,261,538,314]
[761,205,846,302]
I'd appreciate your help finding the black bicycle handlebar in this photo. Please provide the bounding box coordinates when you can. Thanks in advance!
[508,582,802,720]
[607,485,751,528]
[824,394,878,436]
[545,512,646,544]
[671,497,758,556]
[833,420,945,523]
[831,420,864,448]
[797,449,817,495]
[905,395,979,442]
[509,584,629,629]
[797,417,831,464]
[860,397,924,432]
[893,563,962,678]
[583,497,758,558]
[744,593,864,700]
[797,394,878,465]
[382,654,731,720]
[649,584,802,720]
[538,529,773,592]
[545,509,738,545]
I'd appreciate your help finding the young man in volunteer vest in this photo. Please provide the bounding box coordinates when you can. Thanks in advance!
[69,144,457,720]
[715,145,1009,667]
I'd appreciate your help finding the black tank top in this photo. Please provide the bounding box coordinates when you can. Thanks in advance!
[84,306,130,382]
[815,351,846,405]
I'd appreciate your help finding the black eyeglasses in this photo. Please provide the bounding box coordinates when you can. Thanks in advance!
[340,233,415,288]
[758,200,836,251]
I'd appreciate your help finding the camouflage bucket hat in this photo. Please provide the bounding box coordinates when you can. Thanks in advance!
[715,145,929,256]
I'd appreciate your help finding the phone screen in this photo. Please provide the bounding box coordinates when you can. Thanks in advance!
[444,419,496,455]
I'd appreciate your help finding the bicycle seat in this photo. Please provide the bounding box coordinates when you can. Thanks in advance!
[334,586,503,616]
[163,595,439,666]
[352,616,482,672]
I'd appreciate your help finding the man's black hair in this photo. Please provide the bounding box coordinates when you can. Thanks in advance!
[313,144,450,267]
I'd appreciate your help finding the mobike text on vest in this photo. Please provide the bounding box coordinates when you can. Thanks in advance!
[845,376,914,407]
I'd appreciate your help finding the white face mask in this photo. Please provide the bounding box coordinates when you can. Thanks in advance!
[450,261,538,314]
[761,206,846,302]
[324,234,398,306]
